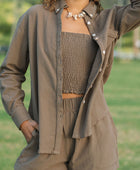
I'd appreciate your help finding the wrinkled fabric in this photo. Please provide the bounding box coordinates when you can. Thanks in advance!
[14,97,119,170]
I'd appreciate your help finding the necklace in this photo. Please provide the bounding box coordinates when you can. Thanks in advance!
[65,7,86,21]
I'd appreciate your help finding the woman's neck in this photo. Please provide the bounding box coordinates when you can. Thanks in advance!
[65,0,90,14]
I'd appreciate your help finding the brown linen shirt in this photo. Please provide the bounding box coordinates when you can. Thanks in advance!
[0,0,140,162]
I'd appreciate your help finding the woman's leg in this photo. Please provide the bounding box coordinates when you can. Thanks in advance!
[14,97,83,170]
[68,114,120,170]
[14,127,69,170]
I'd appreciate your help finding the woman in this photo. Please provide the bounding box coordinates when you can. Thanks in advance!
[0,0,140,169]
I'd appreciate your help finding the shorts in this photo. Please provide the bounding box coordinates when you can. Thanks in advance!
[14,96,119,170]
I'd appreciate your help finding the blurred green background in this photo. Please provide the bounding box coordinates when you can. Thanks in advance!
[0,0,140,170]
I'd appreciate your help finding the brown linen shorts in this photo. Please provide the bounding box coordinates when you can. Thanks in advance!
[14,96,119,170]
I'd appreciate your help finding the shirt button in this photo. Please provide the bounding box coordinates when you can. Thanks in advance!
[103,50,106,55]
[92,33,96,37]
[95,37,99,40]
[89,14,93,18]
[56,8,60,13]
[99,68,102,72]
[82,11,86,15]
[87,21,91,25]
[83,100,85,104]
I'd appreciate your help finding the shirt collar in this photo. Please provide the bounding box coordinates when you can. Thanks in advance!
[55,0,97,19]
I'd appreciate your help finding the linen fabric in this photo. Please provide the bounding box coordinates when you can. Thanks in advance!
[0,1,139,167]
[14,97,119,170]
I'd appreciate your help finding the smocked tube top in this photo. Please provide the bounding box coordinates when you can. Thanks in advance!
[61,31,98,94]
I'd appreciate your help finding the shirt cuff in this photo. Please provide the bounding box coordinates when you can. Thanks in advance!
[11,105,32,130]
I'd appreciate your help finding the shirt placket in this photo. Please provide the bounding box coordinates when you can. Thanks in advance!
[71,13,105,138]
[53,7,65,154]
[82,13,105,94]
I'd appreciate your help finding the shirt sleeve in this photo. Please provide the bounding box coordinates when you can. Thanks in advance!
[0,12,32,130]
[115,0,140,38]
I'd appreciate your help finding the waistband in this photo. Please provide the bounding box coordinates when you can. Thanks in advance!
[63,96,83,113]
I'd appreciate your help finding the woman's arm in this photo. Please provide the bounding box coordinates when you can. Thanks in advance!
[103,0,140,84]
[115,0,140,38]
[0,12,32,131]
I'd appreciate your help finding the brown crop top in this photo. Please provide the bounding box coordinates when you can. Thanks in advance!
[61,31,98,94]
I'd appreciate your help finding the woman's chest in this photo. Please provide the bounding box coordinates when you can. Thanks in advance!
[61,9,90,35]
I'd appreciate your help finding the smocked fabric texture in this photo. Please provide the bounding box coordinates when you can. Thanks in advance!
[61,32,98,94]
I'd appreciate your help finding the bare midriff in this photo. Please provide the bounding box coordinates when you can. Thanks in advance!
[62,93,84,99]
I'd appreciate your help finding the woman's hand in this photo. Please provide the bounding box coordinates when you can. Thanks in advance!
[20,119,39,143]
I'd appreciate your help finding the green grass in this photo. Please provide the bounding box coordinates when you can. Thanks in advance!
[104,58,140,170]
[0,55,140,170]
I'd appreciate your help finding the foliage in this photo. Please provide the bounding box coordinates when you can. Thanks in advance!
[24,0,41,5]
[0,0,41,45]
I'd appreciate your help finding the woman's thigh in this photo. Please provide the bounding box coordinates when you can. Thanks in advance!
[68,114,120,170]
[14,128,69,170]
[14,97,120,170]
[14,97,82,170]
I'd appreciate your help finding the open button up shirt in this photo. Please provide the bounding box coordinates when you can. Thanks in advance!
[0,0,140,155]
